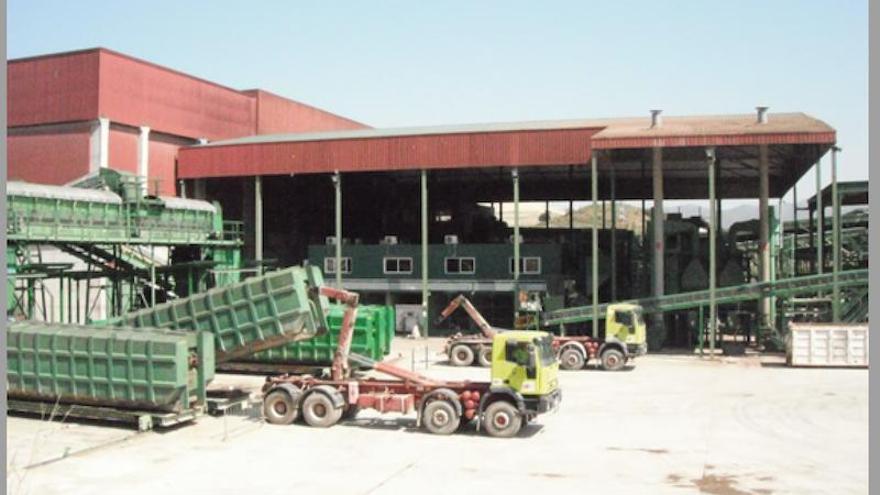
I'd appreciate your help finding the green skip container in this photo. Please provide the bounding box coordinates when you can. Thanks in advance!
[7,321,214,413]
[241,304,395,365]
[107,266,329,363]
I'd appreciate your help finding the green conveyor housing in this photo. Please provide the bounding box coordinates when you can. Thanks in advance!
[542,269,869,327]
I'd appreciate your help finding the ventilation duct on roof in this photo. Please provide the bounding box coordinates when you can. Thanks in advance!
[650,109,662,128]
[756,106,769,124]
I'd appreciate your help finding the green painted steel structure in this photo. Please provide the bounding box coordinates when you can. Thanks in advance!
[541,269,868,328]
[7,321,213,413]
[106,266,330,362]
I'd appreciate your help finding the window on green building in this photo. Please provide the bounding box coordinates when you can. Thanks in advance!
[445,257,476,275]
[384,257,413,274]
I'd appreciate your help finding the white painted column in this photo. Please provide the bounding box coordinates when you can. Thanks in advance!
[137,126,150,196]
[89,117,110,171]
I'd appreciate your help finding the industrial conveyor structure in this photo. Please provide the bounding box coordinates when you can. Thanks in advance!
[541,269,869,348]
[6,169,243,323]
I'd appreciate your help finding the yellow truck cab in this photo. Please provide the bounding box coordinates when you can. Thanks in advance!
[606,303,648,357]
[489,330,561,420]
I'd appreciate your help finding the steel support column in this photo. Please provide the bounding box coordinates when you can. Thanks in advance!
[707,148,717,355]
[758,144,770,331]
[651,147,665,343]
[421,169,429,337]
[255,176,264,274]
[513,168,521,318]
[591,154,599,338]
[815,159,824,276]
[332,171,342,288]
[610,161,617,300]
[831,147,841,321]
[792,185,798,277]
[137,126,150,197]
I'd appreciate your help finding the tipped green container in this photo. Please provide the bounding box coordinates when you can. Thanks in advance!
[242,304,395,365]
[106,266,329,363]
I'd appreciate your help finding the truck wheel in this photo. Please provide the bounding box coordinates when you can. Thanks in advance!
[601,348,626,371]
[449,345,475,366]
[483,401,522,438]
[263,389,299,425]
[477,346,492,367]
[559,348,585,370]
[423,400,460,435]
[302,392,343,428]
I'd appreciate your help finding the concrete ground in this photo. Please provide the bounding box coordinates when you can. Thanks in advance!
[7,337,868,495]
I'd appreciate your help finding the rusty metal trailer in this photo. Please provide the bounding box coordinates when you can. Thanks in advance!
[262,287,560,438]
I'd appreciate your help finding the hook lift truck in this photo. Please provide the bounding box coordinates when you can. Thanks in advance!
[261,287,561,438]
[437,295,647,371]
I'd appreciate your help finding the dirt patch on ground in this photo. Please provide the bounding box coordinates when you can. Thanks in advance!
[665,471,775,495]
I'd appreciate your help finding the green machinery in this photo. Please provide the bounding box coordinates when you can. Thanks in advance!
[542,269,869,350]
[6,169,243,323]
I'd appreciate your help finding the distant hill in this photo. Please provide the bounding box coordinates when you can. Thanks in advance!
[535,203,645,231]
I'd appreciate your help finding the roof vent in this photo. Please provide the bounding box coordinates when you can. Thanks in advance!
[756,106,769,124]
[650,109,662,128]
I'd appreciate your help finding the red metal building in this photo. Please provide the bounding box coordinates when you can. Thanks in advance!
[7,48,367,194]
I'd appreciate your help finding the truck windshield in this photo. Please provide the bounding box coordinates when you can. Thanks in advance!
[533,336,556,366]
[616,311,633,326]
[633,308,645,326]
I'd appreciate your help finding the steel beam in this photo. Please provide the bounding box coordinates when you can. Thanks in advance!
[513,168,521,318]
[831,147,841,321]
[255,176,264,274]
[591,154,599,338]
[792,184,798,277]
[333,172,342,288]
[421,169,429,337]
[815,158,824,275]
[651,147,665,342]
[707,147,717,355]
[610,161,617,300]
[758,144,770,331]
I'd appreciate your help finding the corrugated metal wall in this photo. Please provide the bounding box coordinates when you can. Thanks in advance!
[8,50,100,127]
[245,89,368,134]
[178,128,598,178]
[8,127,92,184]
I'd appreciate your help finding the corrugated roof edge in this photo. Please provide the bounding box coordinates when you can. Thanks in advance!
[241,89,370,129]
[191,112,833,149]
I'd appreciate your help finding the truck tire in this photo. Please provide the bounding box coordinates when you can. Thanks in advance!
[483,401,522,438]
[423,400,460,435]
[263,389,299,425]
[477,346,492,367]
[559,348,585,370]
[302,392,343,428]
[600,348,626,371]
[449,345,475,367]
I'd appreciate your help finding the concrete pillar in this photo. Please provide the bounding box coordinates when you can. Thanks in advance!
[652,147,665,298]
[255,176,264,271]
[89,117,110,171]
[758,144,771,328]
[707,147,717,355]
[137,126,150,196]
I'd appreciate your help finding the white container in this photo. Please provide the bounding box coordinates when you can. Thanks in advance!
[787,323,868,367]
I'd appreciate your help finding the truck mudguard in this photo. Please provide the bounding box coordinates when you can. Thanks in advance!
[308,385,346,410]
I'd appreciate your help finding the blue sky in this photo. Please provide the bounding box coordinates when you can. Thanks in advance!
[8,0,869,203]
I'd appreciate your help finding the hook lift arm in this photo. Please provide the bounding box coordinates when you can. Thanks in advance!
[434,294,498,339]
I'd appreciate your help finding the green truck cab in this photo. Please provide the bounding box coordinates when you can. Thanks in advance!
[487,330,561,431]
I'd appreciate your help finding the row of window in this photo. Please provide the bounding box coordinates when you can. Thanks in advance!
[323,256,542,275]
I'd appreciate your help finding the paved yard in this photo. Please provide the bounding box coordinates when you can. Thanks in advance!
[7,338,868,494]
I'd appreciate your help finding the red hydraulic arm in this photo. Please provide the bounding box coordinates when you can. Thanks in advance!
[320,286,360,381]
[435,294,498,338]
